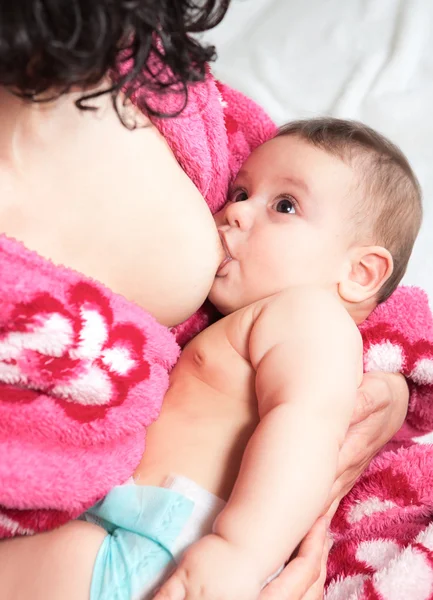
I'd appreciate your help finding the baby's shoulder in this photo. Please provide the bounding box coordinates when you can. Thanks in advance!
[261,287,345,317]
[252,287,360,344]
[248,288,362,369]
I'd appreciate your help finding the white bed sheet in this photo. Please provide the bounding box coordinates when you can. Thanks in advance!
[203,0,433,304]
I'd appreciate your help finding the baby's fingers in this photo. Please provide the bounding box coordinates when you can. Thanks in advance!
[154,573,187,600]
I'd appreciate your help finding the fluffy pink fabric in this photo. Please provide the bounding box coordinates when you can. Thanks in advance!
[326,447,433,600]
[326,287,433,598]
[0,234,179,535]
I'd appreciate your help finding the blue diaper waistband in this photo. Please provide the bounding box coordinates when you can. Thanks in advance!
[86,484,195,553]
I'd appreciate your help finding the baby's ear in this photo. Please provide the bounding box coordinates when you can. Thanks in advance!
[339,246,393,303]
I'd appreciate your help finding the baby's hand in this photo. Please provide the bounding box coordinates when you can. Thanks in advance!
[153,534,262,600]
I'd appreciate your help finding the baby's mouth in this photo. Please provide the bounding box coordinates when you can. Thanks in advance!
[217,231,233,275]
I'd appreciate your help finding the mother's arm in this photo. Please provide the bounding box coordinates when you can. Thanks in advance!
[0,520,106,600]
[258,371,409,600]
[329,371,409,508]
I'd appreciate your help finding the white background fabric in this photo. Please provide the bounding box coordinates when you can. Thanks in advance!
[203,0,433,304]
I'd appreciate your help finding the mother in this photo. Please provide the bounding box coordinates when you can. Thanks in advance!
[0,1,410,598]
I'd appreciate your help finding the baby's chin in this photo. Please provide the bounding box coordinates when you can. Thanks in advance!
[207,287,232,317]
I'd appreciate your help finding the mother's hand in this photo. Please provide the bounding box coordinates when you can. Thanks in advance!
[328,371,409,509]
[259,517,330,600]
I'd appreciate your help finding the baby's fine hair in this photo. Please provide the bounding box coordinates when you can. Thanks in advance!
[277,118,422,302]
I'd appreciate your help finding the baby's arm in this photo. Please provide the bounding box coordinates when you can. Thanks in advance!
[213,288,361,581]
[155,288,361,600]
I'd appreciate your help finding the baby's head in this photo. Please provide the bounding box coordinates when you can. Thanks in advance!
[209,117,422,322]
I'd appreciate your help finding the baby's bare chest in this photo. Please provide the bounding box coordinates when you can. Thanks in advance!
[136,310,261,496]
[176,309,257,405]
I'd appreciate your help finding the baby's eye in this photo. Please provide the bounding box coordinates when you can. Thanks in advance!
[274,197,296,214]
[233,190,248,202]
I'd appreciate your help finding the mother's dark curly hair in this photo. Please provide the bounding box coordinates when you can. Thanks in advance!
[0,0,230,117]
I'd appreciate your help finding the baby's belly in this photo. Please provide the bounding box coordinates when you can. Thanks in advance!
[134,379,258,501]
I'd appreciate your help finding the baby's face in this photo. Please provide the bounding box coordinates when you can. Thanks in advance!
[209,135,358,315]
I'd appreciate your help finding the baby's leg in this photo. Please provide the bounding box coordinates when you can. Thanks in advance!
[0,520,106,600]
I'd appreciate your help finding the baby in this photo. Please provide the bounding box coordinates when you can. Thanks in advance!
[83,118,422,600]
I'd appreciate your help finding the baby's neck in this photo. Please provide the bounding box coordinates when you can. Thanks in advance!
[345,299,377,325]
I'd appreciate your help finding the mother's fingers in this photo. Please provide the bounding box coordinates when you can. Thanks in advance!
[302,529,331,600]
[259,517,329,600]
[351,373,389,425]
[352,371,408,427]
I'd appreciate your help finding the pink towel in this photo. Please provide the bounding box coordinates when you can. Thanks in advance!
[0,233,179,534]
[326,287,433,599]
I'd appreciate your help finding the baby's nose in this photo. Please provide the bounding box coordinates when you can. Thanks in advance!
[225,200,254,230]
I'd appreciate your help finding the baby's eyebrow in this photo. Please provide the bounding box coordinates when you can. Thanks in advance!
[234,169,250,182]
[280,176,310,196]
[229,170,250,195]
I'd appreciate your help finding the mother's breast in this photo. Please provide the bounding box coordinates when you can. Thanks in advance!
[0,98,223,329]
